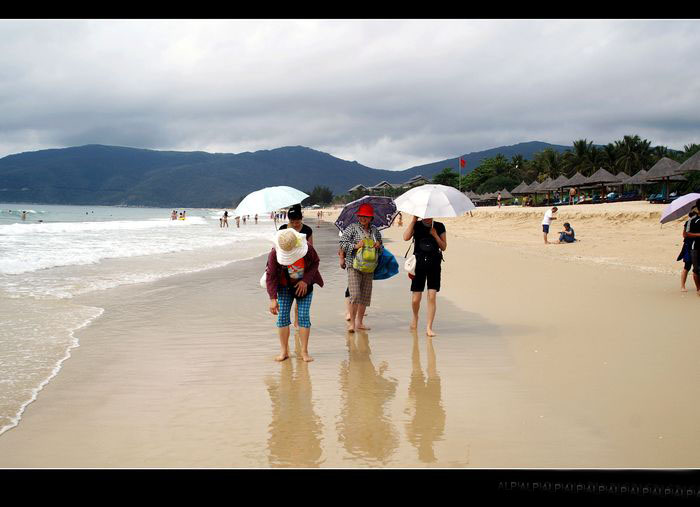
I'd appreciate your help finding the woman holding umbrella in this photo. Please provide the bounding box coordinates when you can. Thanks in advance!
[339,203,383,333]
[403,215,447,337]
[395,184,473,337]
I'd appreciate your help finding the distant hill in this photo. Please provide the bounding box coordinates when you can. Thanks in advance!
[0,142,570,207]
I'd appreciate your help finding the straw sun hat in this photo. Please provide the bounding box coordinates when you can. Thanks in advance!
[273,229,308,265]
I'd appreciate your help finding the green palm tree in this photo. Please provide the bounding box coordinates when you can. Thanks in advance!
[562,139,594,176]
[602,143,618,171]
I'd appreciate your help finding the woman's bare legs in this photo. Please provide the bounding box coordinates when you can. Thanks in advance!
[275,326,290,361]
[426,289,437,337]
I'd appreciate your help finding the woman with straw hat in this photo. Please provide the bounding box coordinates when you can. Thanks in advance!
[266,228,324,362]
[339,203,383,333]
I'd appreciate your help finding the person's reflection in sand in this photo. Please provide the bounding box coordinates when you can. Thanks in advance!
[404,330,446,463]
[337,330,399,464]
[265,359,323,467]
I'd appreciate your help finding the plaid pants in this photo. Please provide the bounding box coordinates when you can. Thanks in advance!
[277,287,313,328]
[347,267,373,306]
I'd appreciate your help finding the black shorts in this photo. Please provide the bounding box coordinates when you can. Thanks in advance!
[411,261,441,292]
[693,249,700,274]
[684,259,692,271]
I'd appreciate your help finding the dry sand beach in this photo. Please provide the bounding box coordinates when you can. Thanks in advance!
[0,201,699,468]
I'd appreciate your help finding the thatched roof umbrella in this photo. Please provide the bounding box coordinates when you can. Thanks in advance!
[560,172,589,202]
[541,174,570,203]
[581,167,619,199]
[563,172,588,188]
[646,157,681,181]
[534,177,552,194]
[623,169,653,198]
[673,151,700,175]
[499,188,513,199]
[623,169,650,185]
[646,157,683,198]
[550,174,570,189]
[585,167,619,185]
[510,181,530,195]
[610,171,630,194]
[524,180,543,204]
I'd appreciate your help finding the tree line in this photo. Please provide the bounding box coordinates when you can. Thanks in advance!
[434,135,700,195]
[326,135,700,205]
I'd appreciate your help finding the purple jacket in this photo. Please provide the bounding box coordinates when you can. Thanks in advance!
[266,245,324,300]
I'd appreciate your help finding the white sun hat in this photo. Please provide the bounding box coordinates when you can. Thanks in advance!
[273,229,308,265]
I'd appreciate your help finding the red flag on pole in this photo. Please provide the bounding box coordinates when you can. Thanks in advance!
[459,158,466,168]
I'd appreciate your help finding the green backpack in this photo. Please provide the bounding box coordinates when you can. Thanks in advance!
[353,238,379,273]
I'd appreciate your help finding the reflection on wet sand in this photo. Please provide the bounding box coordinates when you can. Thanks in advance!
[405,331,445,463]
[336,331,399,464]
[265,358,323,467]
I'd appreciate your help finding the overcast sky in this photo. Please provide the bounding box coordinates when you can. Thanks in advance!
[1,19,698,169]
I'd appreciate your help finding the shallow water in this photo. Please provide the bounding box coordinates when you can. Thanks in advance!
[0,203,273,436]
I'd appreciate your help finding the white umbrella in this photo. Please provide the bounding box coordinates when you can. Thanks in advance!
[659,193,700,224]
[234,186,309,217]
[394,184,475,218]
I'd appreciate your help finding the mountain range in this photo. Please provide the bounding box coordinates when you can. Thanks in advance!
[0,141,569,207]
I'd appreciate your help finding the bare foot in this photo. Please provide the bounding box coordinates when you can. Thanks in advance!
[410,317,418,330]
[275,353,289,362]
[681,287,688,292]
[347,323,355,333]
[426,328,437,337]
[301,353,314,362]
[357,322,371,330]
[345,314,351,321]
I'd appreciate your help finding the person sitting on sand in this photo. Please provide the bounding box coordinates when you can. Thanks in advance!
[558,222,575,243]
[682,204,700,295]
[404,215,447,337]
[339,203,383,333]
[266,229,324,362]
[542,206,558,244]
[679,208,697,292]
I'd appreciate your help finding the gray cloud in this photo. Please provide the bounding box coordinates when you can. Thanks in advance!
[0,19,698,168]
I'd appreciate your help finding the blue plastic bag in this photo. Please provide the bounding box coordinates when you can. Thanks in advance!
[373,248,399,280]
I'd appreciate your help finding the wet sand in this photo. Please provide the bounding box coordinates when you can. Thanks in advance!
[1,217,699,467]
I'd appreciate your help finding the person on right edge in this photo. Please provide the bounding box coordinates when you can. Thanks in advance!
[542,206,558,244]
[682,203,700,296]
[404,215,447,337]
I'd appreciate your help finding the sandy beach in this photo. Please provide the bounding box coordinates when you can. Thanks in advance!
[1,202,699,468]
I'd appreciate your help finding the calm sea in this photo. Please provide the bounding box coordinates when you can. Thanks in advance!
[0,203,273,435]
